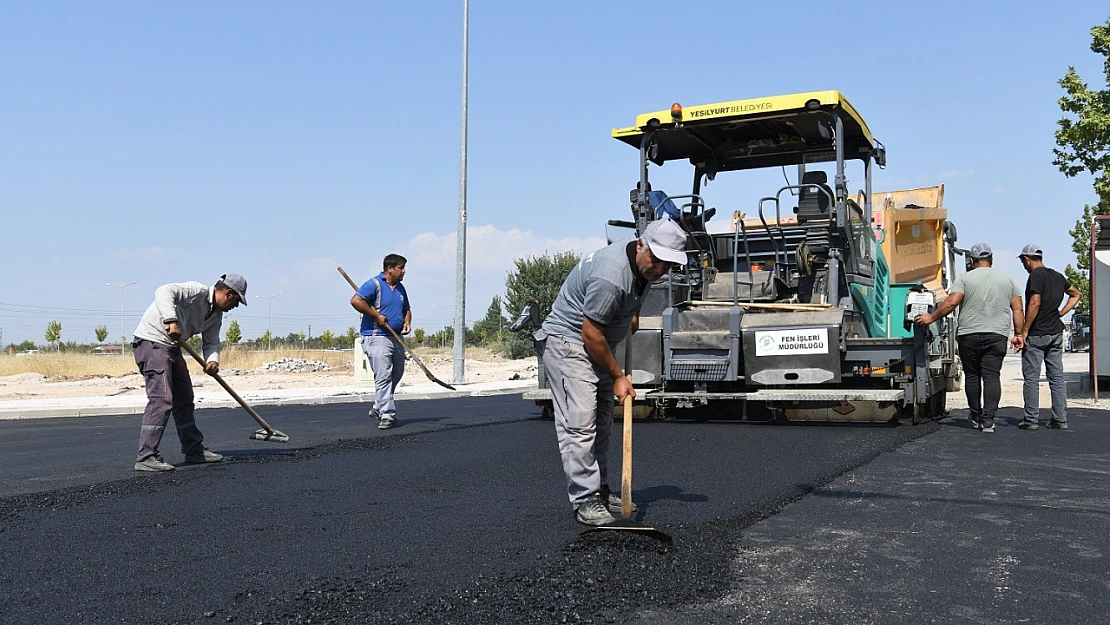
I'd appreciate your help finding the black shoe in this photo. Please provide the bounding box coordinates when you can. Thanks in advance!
[1047,420,1069,430]
[968,415,982,430]
[1018,420,1039,430]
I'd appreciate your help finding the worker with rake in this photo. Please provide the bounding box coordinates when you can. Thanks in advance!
[131,274,248,471]
[536,217,687,525]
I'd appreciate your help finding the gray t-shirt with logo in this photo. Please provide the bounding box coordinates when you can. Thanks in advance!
[536,241,644,347]
[950,266,1021,337]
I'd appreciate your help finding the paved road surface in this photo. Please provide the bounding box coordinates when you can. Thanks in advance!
[1,394,1107,624]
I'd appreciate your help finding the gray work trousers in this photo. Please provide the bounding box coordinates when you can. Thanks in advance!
[1022,332,1068,424]
[361,334,405,419]
[134,339,204,461]
[541,336,615,507]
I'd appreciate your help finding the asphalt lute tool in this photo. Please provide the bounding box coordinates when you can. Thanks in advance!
[586,336,671,542]
[178,339,290,443]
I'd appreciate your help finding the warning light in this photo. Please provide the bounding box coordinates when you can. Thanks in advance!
[671,103,682,121]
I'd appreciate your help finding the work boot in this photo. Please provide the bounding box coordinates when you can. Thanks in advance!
[184,448,224,464]
[574,495,616,527]
[378,416,395,430]
[1047,419,1069,430]
[1018,420,1039,430]
[134,454,175,472]
[600,485,638,514]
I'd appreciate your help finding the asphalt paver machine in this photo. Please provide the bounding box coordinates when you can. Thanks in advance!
[525,91,961,423]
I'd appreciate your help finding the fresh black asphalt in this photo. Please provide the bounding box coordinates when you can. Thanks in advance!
[1,395,1106,624]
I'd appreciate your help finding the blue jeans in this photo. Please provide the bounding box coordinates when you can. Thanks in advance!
[957,333,1008,427]
[1022,333,1067,424]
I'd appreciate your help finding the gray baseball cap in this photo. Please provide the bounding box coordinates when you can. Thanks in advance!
[1018,243,1043,258]
[969,242,993,259]
[220,273,248,304]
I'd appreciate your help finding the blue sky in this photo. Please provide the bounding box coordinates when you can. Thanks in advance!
[1,1,1107,345]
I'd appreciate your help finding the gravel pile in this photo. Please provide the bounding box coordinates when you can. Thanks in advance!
[255,358,333,374]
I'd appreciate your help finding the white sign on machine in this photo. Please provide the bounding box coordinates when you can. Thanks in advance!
[755,328,829,356]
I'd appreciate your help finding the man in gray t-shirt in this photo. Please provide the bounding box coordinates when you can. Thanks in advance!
[915,243,1023,432]
[536,217,687,526]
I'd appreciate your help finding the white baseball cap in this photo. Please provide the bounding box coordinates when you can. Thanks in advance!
[642,217,687,265]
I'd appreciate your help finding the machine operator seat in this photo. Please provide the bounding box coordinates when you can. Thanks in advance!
[796,171,834,223]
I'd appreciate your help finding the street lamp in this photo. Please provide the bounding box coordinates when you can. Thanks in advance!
[256,293,282,350]
[106,281,138,356]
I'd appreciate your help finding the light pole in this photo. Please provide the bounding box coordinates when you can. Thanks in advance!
[106,281,137,356]
[453,0,469,384]
[256,293,282,350]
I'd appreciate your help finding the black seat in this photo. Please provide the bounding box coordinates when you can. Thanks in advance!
[797,171,834,223]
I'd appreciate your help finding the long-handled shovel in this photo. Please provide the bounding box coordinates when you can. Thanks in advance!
[178,340,290,443]
[337,266,456,391]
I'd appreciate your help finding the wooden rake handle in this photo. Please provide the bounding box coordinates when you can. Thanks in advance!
[177,339,277,433]
[622,394,633,519]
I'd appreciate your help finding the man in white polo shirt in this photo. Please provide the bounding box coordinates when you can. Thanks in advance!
[535,217,687,526]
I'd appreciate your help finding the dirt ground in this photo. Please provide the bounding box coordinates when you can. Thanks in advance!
[0,355,539,401]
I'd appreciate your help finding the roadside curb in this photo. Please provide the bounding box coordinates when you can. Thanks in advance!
[0,381,538,421]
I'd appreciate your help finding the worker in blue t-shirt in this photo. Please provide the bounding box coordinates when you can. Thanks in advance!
[350,253,411,430]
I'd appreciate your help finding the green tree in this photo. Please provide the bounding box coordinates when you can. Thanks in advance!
[187,335,201,352]
[472,295,508,346]
[412,327,426,345]
[1054,18,1110,203]
[225,320,242,345]
[94,325,109,343]
[1064,200,1110,314]
[502,250,581,357]
[1056,19,1110,313]
[260,330,272,349]
[320,329,335,347]
[344,327,359,347]
[45,320,61,349]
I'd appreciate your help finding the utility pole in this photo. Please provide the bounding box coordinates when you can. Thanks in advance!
[256,293,283,350]
[107,281,137,356]
[453,0,469,385]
